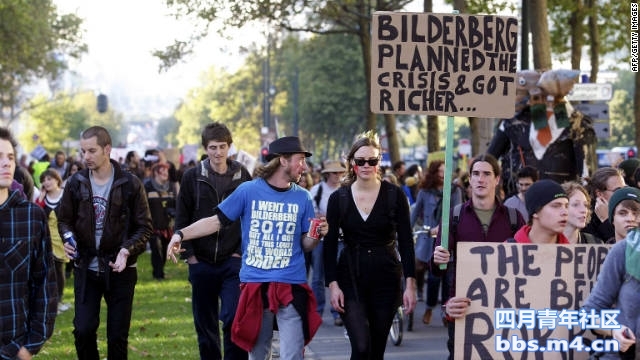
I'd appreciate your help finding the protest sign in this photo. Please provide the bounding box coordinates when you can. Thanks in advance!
[455,242,612,360]
[370,12,518,118]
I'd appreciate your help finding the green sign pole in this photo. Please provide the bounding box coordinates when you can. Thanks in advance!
[439,115,455,270]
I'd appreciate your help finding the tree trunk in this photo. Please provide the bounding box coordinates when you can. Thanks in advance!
[427,116,439,152]
[587,0,599,82]
[569,0,584,70]
[384,113,401,164]
[529,0,552,70]
[424,0,439,154]
[520,0,530,69]
[358,16,376,131]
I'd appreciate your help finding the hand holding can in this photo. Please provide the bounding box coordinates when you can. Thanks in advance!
[62,231,79,259]
[308,218,322,240]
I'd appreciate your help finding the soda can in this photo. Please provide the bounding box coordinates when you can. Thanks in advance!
[62,231,79,259]
[308,218,322,240]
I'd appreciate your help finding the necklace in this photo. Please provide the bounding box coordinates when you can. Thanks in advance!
[352,184,378,215]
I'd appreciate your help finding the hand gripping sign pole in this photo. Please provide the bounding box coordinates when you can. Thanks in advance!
[369,10,518,270]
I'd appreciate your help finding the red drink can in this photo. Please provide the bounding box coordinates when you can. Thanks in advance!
[309,218,322,239]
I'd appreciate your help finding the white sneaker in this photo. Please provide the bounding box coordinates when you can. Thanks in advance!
[58,303,71,312]
[343,328,349,340]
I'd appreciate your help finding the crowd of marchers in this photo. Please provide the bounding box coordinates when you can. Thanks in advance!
[4,119,640,360]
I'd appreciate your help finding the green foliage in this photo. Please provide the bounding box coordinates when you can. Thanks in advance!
[0,0,86,124]
[173,64,262,155]
[42,254,199,359]
[453,0,517,14]
[548,0,631,68]
[18,92,126,155]
[157,115,181,148]
[608,89,634,146]
[594,71,635,148]
[276,32,367,159]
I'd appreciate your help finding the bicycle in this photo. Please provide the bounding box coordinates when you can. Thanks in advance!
[388,228,433,346]
[389,306,404,346]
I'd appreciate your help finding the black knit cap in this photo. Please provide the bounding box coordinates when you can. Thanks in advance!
[525,179,568,216]
[608,186,640,221]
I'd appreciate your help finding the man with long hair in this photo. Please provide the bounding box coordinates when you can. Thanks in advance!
[167,136,326,360]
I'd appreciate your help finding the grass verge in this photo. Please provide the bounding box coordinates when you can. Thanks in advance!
[40,253,200,359]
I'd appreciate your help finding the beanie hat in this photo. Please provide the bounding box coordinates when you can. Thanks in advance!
[608,186,640,221]
[525,179,567,216]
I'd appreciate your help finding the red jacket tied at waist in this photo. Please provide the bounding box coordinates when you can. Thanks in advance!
[231,282,322,352]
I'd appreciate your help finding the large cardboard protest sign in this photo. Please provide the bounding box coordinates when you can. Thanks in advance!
[455,243,612,360]
[370,12,518,117]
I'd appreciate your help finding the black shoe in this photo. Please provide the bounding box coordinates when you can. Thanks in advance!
[334,318,344,326]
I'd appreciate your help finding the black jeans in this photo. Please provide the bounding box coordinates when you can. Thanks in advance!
[189,256,247,360]
[149,233,169,279]
[338,247,402,360]
[73,267,137,360]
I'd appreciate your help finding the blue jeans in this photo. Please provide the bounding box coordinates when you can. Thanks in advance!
[189,257,247,360]
[73,267,137,360]
[310,241,342,318]
[250,303,305,360]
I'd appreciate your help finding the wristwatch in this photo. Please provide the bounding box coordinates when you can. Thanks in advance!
[175,229,184,242]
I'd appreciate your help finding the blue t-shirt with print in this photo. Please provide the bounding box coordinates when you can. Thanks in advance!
[218,178,314,284]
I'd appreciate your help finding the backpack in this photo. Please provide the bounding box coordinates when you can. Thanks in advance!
[451,203,519,238]
[313,183,323,209]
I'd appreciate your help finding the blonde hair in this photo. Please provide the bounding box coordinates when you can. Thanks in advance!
[562,181,592,224]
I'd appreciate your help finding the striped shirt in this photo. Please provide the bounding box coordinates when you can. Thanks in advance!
[0,191,58,358]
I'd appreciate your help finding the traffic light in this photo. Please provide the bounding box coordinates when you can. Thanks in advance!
[97,94,108,113]
[261,147,269,163]
[628,148,636,159]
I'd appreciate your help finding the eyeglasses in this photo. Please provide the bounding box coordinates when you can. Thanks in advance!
[353,158,379,166]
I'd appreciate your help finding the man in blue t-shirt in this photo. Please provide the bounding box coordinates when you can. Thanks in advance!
[167,136,327,360]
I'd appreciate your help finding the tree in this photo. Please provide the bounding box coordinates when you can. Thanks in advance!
[18,92,126,154]
[529,0,552,70]
[548,1,630,82]
[0,0,86,126]
[173,63,263,155]
[158,0,415,164]
[276,32,366,159]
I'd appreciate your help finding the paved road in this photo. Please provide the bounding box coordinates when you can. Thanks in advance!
[303,299,450,359]
[266,294,450,359]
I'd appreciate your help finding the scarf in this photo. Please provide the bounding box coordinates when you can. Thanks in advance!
[625,228,640,281]
[151,178,170,193]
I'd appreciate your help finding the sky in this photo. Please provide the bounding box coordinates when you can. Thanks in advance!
[53,0,452,118]
[54,0,259,117]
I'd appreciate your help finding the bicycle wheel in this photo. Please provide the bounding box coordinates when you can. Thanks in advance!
[389,306,403,346]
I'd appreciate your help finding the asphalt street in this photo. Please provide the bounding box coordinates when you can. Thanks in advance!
[271,294,451,359]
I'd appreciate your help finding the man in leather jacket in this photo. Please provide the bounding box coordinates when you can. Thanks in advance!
[58,126,152,360]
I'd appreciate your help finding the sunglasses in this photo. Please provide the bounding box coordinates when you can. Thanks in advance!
[353,158,380,166]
